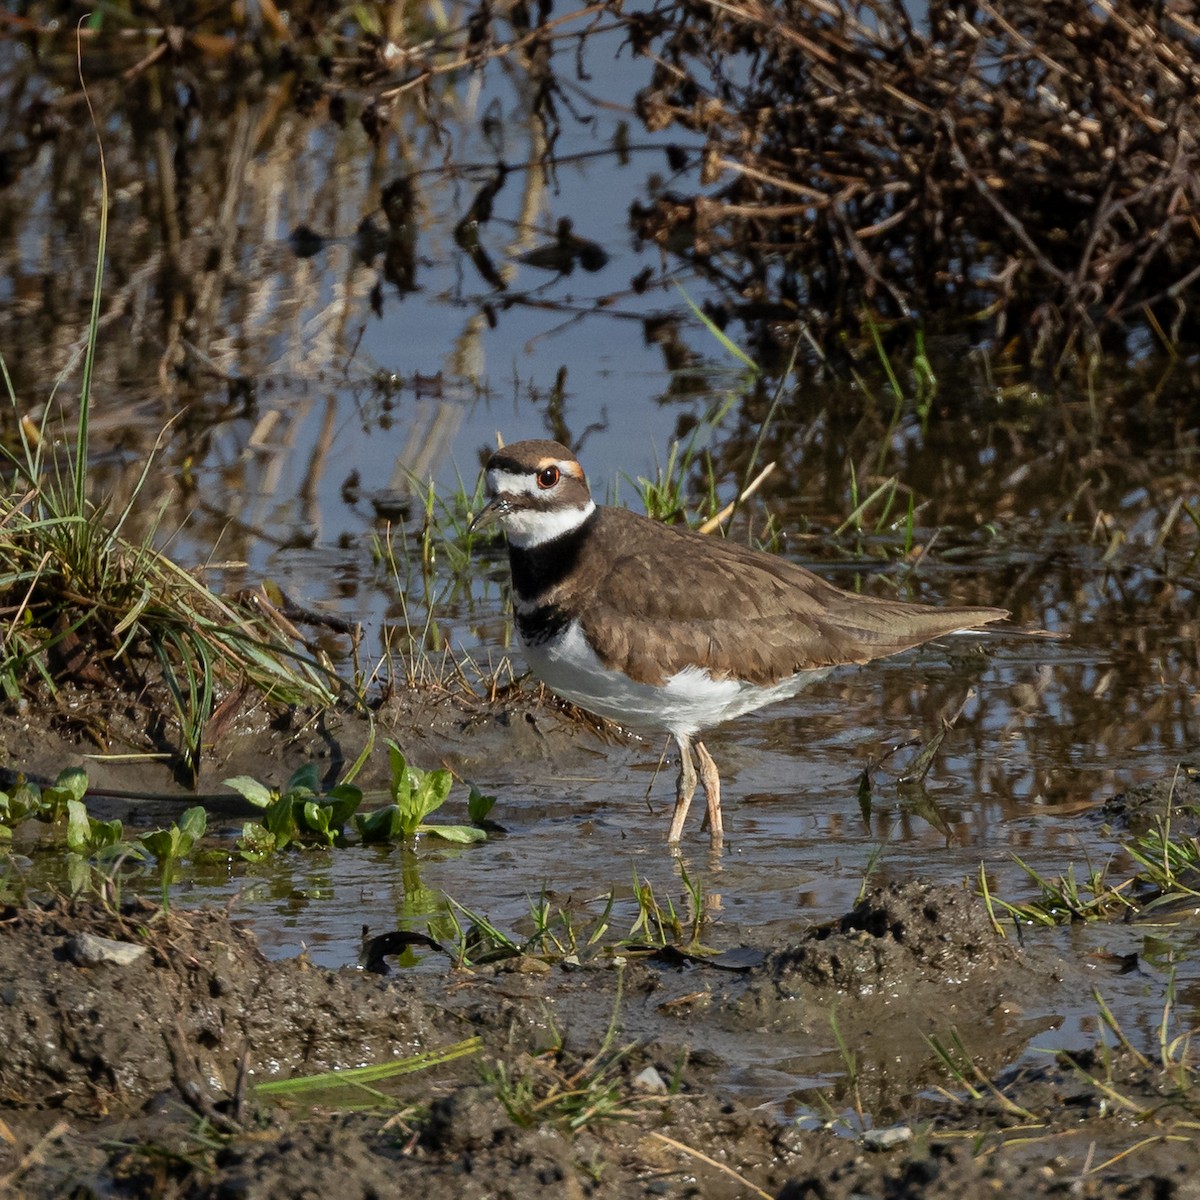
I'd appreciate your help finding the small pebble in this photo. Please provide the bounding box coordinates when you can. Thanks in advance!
[860,1124,913,1151]
[633,1065,669,1094]
[66,932,148,968]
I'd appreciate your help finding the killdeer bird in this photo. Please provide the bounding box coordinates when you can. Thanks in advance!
[472,439,1007,844]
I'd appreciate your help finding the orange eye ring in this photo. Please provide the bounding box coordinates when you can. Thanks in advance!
[536,465,560,489]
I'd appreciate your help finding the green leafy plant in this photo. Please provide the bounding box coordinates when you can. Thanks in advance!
[636,435,718,526]
[0,767,90,839]
[40,768,90,820]
[979,813,1200,932]
[139,805,207,911]
[353,741,485,845]
[0,784,33,838]
[441,868,710,970]
[66,799,128,858]
[627,863,709,951]
[227,764,363,860]
[64,798,144,901]
[1124,819,1200,909]
[981,856,1132,927]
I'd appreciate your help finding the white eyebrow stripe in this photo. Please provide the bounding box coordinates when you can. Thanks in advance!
[486,468,537,497]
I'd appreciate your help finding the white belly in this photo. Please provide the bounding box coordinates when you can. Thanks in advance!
[521,619,831,737]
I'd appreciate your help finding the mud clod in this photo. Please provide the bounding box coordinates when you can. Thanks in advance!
[423,1086,511,1155]
[763,882,1012,994]
[1102,770,1200,831]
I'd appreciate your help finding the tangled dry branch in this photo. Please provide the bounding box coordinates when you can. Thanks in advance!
[611,0,1200,366]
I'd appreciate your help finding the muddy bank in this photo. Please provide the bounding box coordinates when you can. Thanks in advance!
[0,681,603,841]
[2,883,1197,1199]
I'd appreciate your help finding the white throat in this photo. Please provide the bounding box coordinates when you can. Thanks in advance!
[503,499,595,549]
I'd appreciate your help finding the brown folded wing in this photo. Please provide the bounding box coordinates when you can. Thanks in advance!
[573,508,1007,686]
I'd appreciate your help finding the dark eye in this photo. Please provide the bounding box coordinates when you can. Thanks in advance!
[536,465,560,489]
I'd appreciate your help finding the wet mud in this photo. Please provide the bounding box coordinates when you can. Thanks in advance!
[2,876,1197,1199]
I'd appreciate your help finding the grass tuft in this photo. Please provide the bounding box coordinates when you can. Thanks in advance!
[0,97,348,777]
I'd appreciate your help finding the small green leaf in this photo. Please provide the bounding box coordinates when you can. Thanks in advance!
[143,805,208,866]
[90,818,126,854]
[66,799,92,854]
[467,786,497,825]
[414,769,453,821]
[284,762,321,797]
[301,800,334,844]
[325,786,363,829]
[178,806,207,844]
[54,767,89,803]
[237,820,278,862]
[420,824,487,844]
[262,795,298,845]
[66,799,126,857]
[388,743,430,833]
[43,767,89,814]
[224,776,275,807]
[140,828,177,861]
[394,792,423,835]
[328,783,362,804]
[385,741,412,809]
[11,783,44,823]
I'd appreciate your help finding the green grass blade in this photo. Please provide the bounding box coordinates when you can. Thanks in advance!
[674,282,760,373]
[74,38,110,517]
[255,1036,483,1100]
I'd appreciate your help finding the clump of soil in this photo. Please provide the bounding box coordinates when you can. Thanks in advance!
[1102,770,1200,832]
[764,881,1013,992]
[3,884,1198,1199]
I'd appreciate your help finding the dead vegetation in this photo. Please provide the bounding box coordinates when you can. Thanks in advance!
[611,0,1200,367]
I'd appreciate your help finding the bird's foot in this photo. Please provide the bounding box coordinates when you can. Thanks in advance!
[667,736,697,844]
[695,740,723,846]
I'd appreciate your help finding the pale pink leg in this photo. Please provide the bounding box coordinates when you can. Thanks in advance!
[667,733,697,843]
[694,739,723,844]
